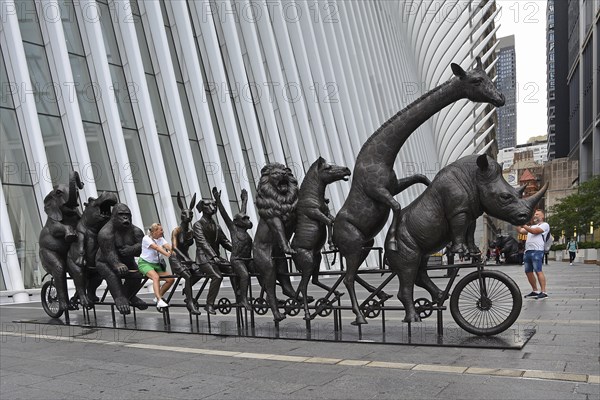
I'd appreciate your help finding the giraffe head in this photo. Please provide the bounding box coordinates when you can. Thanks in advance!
[451,57,505,107]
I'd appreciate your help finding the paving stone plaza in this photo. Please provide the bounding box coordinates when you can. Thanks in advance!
[1,260,598,399]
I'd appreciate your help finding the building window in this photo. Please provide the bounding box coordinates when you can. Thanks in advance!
[1,56,43,289]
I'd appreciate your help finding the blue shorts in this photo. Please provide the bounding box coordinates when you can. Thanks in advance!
[523,250,544,273]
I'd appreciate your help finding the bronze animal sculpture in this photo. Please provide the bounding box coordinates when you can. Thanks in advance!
[333,58,506,325]
[170,192,203,315]
[212,187,252,311]
[95,203,147,315]
[291,157,351,320]
[68,191,118,304]
[192,198,233,315]
[385,154,548,322]
[491,235,522,264]
[38,171,85,312]
[252,163,302,322]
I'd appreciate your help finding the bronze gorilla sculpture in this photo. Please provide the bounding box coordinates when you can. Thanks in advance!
[95,203,146,315]
[68,192,118,304]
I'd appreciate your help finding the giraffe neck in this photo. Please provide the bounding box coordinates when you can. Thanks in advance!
[361,78,465,165]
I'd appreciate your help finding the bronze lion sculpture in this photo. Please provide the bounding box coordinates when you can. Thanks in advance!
[252,163,300,321]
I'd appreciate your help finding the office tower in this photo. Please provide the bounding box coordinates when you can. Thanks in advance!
[495,35,517,150]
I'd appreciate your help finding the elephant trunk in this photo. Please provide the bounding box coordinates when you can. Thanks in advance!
[526,183,548,209]
[66,171,84,208]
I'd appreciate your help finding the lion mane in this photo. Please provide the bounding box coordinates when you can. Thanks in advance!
[255,163,298,221]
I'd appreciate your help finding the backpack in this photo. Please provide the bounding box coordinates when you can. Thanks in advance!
[544,232,554,252]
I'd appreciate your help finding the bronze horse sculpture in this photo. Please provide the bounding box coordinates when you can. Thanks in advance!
[291,157,351,320]
[333,58,506,325]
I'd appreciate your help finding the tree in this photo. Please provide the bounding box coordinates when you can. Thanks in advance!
[547,176,600,240]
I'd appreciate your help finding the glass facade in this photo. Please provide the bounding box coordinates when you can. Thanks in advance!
[564,0,599,183]
[1,0,502,296]
[546,0,556,160]
[495,36,517,150]
[1,55,43,289]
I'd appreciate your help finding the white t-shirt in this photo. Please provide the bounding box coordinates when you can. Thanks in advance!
[140,235,167,263]
[525,222,550,251]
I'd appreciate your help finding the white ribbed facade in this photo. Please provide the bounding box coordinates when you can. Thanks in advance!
[0,0,500,299]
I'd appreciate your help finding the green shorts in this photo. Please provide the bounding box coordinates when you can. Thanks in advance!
[138,258,164,276]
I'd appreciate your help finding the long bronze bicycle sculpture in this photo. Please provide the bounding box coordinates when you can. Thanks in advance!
[332,58,506,325]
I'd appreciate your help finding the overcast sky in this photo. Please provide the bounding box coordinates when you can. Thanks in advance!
[495,0,548,145]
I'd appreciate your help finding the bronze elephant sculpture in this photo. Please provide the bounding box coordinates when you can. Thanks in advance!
[38,171,85,312]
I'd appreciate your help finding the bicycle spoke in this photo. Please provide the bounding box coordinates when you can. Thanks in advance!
[458,277,515,329]
[451,271,520,335]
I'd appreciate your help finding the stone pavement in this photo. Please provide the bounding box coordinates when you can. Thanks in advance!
[1,260,598,399]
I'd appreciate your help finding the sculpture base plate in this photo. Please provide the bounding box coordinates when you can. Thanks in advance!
[16,312,535,349]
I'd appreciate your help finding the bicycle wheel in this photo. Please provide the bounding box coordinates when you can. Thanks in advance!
[450,270,522,336]
[41,280,64,319]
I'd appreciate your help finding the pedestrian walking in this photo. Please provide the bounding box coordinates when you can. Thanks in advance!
[567,237,578,266]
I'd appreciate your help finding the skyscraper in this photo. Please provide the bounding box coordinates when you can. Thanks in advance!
[566,0,599,183]
[495,35,517,150]
[546,0,571,161]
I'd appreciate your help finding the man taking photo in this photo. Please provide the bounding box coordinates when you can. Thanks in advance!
[516,210,550,300]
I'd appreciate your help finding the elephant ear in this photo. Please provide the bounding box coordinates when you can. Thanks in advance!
[44,192,62,221]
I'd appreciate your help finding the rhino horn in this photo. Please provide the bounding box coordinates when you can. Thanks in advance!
[526,183,548,208]
[517,184,527,198]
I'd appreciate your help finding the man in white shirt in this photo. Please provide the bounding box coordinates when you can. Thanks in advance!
[516,210,550,299]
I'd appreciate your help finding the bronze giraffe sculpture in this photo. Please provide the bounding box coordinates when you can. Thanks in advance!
[332,58,505,325]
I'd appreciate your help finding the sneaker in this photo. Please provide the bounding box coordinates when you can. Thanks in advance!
[536,292,548,300]
[524,291,540,298]
[153,297,158,303]
[569,263,573,266]
[156,299,169,308]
